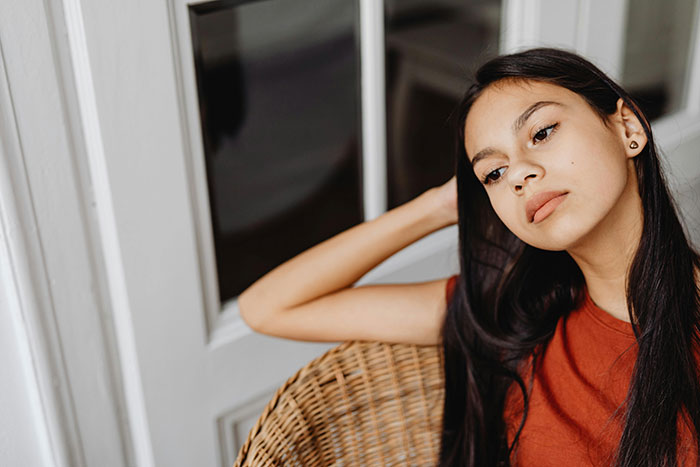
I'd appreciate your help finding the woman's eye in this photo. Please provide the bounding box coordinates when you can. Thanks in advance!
[482,167,506,185]
[533,123,557,144]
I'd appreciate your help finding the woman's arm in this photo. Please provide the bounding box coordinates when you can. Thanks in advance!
[238,176,457,345]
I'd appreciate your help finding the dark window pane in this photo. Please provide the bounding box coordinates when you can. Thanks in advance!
[190,0,363,304]
[384,0,501,208]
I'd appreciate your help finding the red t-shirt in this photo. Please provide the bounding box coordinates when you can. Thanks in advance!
[445,274,698,466]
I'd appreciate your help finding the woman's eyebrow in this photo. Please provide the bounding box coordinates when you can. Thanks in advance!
[470,147,499,166]
[512,100,563,133]
[470,100,564,166]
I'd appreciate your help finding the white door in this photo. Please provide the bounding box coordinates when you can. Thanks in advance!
[1,1,698,466]
[61,0,467,465]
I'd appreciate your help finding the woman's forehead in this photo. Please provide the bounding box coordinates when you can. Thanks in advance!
[464,81,581,151]
[469,80,575,120]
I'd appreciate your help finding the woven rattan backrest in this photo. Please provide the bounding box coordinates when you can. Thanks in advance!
[233,340,445,466]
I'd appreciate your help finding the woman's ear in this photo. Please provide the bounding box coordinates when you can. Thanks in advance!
[613,97,648,158]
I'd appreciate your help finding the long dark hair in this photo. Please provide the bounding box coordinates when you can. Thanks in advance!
[439,47,700,466]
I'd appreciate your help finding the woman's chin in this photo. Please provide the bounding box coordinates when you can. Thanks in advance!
[519,218,591,252]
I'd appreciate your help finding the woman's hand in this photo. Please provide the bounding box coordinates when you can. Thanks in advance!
[431,175,458,227]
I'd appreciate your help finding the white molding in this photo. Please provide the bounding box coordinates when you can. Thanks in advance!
[360,0,387,220]
[501,0,541,53]
[60,1,155,465]
[574,0,591,52]
[0,38,72,467]
[208,304,251,350]
[167,0,222,343]
[681,0,700,115]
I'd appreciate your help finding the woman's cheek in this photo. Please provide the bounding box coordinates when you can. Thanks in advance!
[494,204,524,238]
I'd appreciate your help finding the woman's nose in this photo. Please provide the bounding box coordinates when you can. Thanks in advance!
[507,160,544,194]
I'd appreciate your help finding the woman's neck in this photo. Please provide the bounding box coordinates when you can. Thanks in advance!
[567,167,643,323]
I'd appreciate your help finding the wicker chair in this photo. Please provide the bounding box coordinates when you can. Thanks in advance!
[233,340,445,466]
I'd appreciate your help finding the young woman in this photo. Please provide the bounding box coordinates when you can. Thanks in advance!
[238,48,700,466]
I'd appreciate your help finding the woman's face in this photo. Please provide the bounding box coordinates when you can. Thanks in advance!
[463,79,646,251]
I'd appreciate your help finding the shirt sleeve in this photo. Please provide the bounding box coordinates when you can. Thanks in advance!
[446,274,458,302]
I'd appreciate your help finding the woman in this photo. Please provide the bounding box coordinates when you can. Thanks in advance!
[239,48,700,466]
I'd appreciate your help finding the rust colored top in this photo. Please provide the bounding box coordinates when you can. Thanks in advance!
[445,274,698,466]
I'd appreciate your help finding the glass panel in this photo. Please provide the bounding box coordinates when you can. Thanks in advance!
[621,0,698,121]
[384,0,502,209]
[189,0,363,305]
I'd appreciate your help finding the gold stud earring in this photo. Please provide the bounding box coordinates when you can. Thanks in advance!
[629,141,639,149]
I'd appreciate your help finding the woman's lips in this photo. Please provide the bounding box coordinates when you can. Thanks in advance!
[526,191,569,223]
